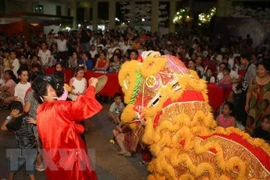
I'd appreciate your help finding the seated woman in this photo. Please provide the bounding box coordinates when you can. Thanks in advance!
[187,59,201,77]
[0,70,17,107]
[109,54,122,72]
[94,51,109,71]
[68,52,79,70]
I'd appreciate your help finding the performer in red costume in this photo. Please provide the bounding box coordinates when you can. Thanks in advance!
[32,75,102,180]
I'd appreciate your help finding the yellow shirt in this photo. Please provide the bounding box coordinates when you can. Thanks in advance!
[64,83,71,92]
[3,58,10,72]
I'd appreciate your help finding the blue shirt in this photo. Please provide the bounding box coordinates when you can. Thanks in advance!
[78,59,93,70]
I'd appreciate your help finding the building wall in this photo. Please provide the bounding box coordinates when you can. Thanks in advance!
[4,0,25,13]
[37,0,68,16]
[3,0,69,15]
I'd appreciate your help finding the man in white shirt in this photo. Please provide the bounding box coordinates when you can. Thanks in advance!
[53,34,68,52]
[89,45,98,59]
[53,33,68,66]
[107,42,116,59]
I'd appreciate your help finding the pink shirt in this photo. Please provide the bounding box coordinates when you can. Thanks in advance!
[5,79,16,95]
[219,75,232,85]
[217,114,235,128]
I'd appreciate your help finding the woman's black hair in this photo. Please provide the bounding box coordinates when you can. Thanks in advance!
[110,53,122,62]
[31,76,48,104]
[256,61,270,72]
[30,71,43,82]
[32,75,64,104]
[100,50,107,57]
[5,70,18,83]
[223,101,234,116]
[113,48,122,55]
[53,71,64,84]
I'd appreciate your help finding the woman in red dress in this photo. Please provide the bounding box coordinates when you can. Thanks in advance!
[32,75,102,180]
[94,51,109,71]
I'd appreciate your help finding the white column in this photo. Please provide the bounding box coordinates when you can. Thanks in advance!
[62,3,68,16]
[25,0,33,13]
[169,0,176,33]
[216,0,226,17]
[108,0,116,30]
[70,0,77,30]
[92,0,98,31]
[151,0,159,33]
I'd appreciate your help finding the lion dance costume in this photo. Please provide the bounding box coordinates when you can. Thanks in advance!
[118,51,270,180]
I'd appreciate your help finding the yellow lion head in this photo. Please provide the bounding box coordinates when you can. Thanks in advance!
[119,52,216,140]
[118,51,270,180]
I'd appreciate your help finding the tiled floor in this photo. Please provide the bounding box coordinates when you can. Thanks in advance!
[0,103,148,180]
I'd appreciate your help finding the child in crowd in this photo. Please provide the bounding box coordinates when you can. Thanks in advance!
[68,66,87,101]
[218,67,232,85]
[0,70,17,107]
[1,101,37,180]
[253,115,270,144]
[38,42,52,68]
[69,66,88,135]
[109,93,125,124]
[19,55,29,70]
[54,62,63,73]
[202,68,215,83]
[216,101,236,128]
[14,68,31,104]
[9,50,20,78]
[31,55,40,66]
[112,123,132,157]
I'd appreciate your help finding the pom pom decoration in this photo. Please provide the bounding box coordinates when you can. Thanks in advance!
[198,7,216,26]
[173,7,193,24]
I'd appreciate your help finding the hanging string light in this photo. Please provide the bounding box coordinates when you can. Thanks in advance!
[173,8,193,24]
[198,7,216,25]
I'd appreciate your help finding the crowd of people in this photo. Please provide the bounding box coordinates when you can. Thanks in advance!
[0,25,269,179]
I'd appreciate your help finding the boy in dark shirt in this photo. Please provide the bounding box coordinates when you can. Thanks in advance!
[1,101,37,180]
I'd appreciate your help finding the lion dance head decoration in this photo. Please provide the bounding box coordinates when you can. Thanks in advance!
[118,51,270,180]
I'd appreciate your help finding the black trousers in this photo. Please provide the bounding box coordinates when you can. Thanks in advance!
[235,90,247,126]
